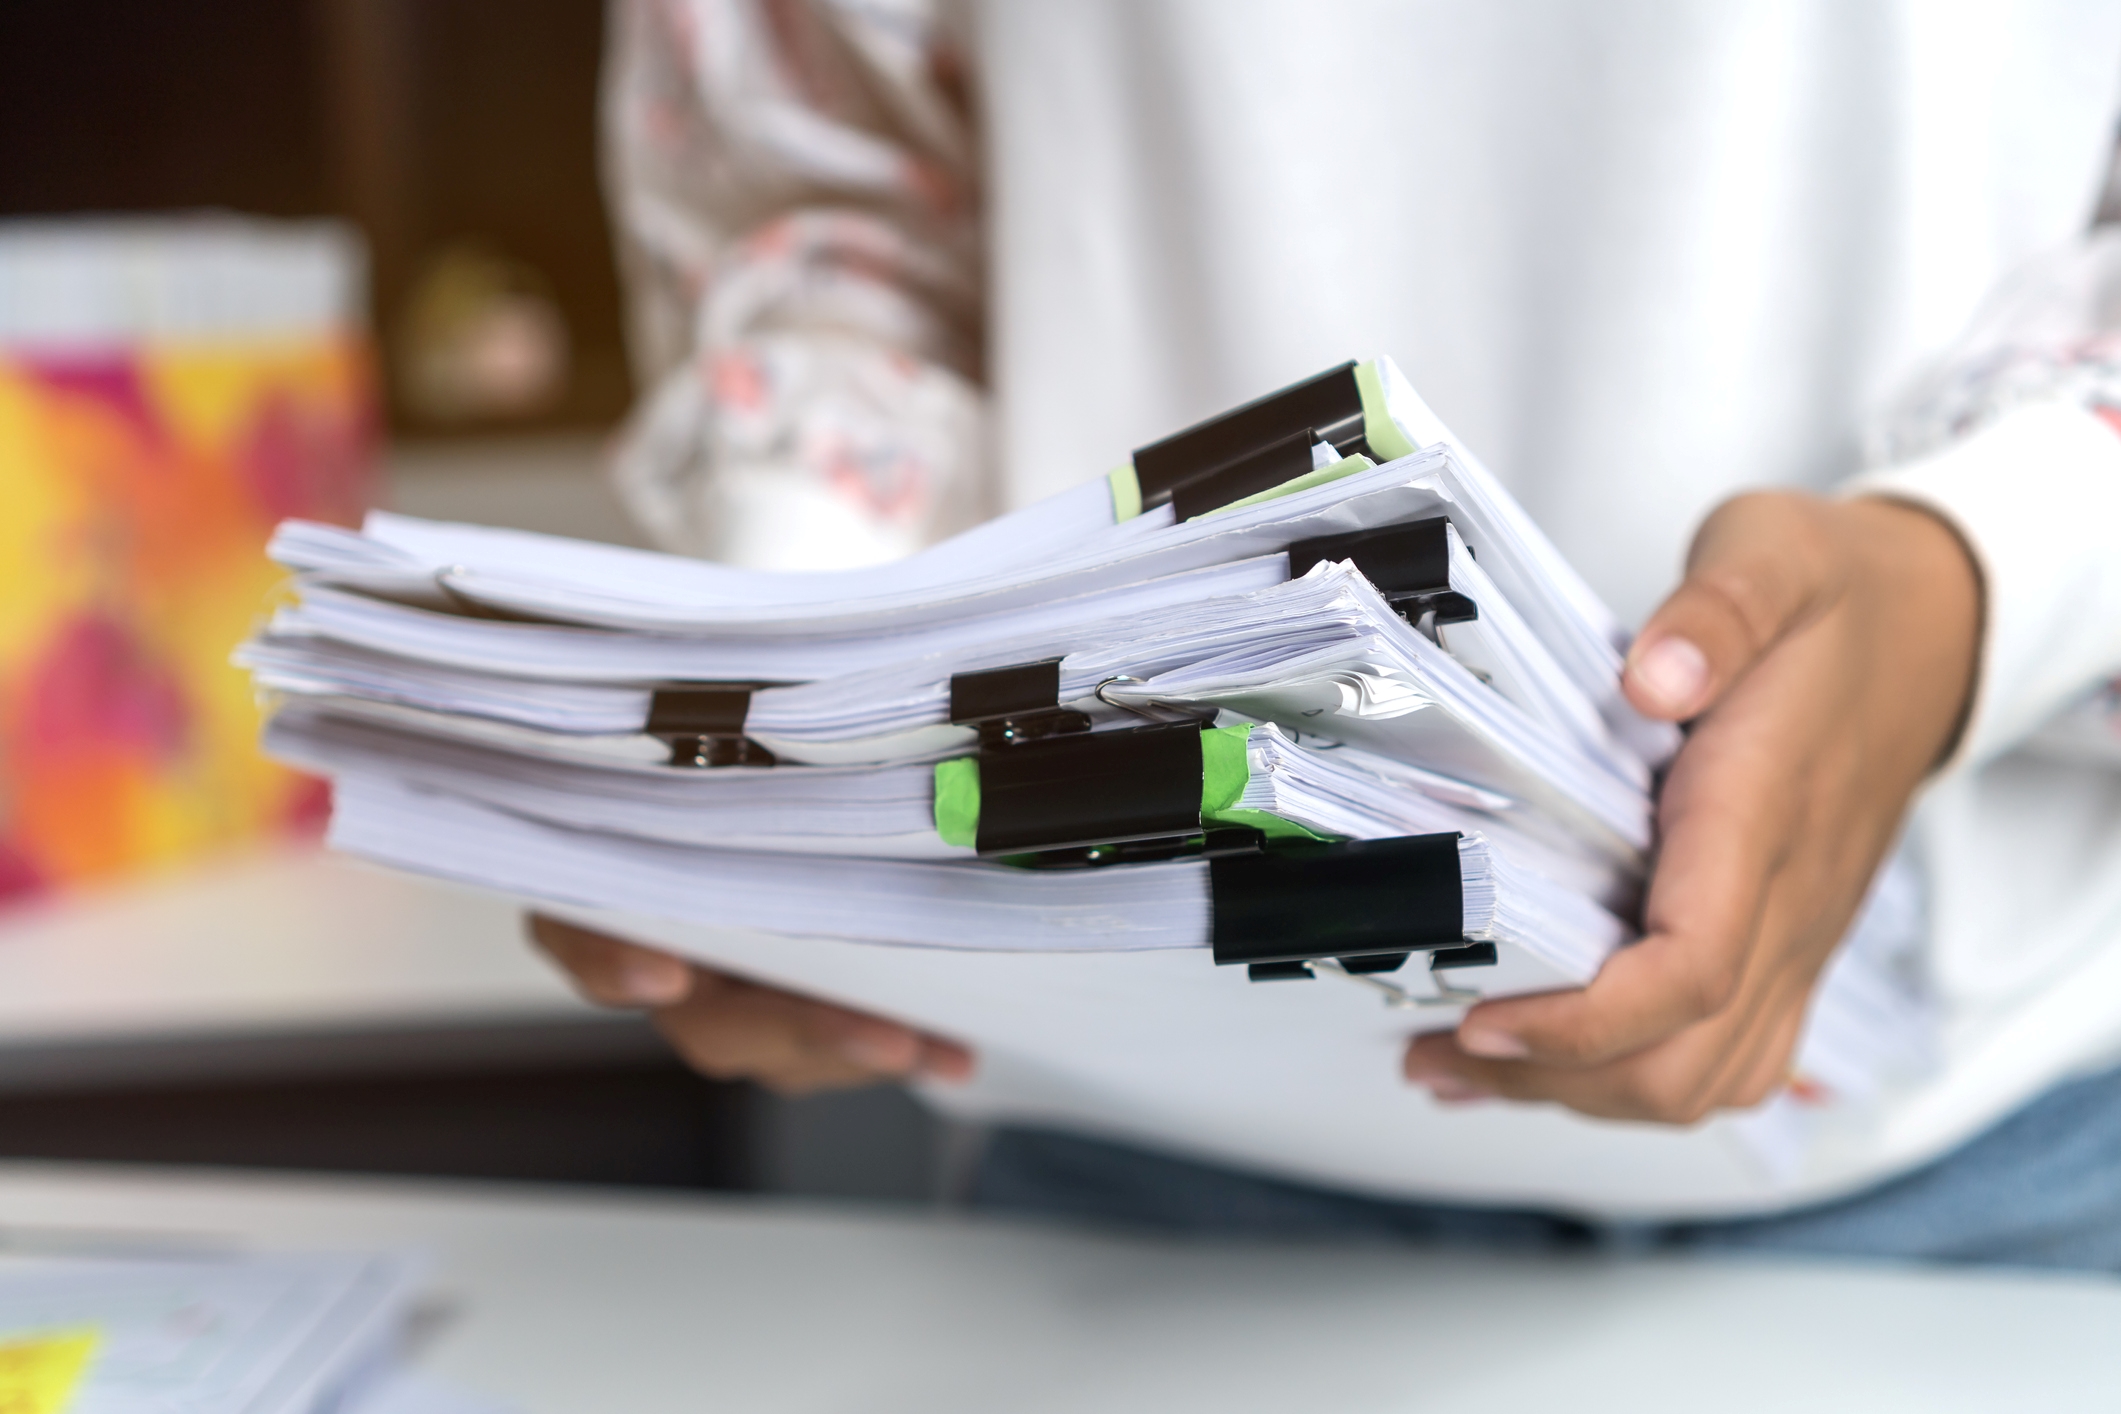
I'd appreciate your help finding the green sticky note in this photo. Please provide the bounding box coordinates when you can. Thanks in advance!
[1198,723,1251,814]
[1196,723,1327,840]
[1355,359,1417,462]
[1200,806,1330,841]
[1108,464,1143,523]
[933,756,981,847]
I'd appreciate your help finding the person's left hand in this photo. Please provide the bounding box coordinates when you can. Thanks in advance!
[1404,491,1981,1122]
[529,913,975,1095]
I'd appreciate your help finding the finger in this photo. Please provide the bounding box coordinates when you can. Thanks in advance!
[1449,929,1754,1072]
[656,974,972,1095]
[1457,616,1842,1070]
[654,977,883,1093]
[1407,1023,1688,1121]
[1723,1002,1810,1111]
[796,999,927,1075]
[1689,883,1843,1113]
[1402,1031,1499,1104]
[1554,748,1888,1112]
[1414,966,1783,1120]
[1409,1007,1746,1123]
[1635,952,1811,1117]
[666,1013,878,1095]
[527,916,976,1089]
[1623,492,1841,720]
[795,995,977,1084]
[527,912,694,1007]
[1451,795,1779,1068]
[1419,869,1835,1120]
[916,1034,978,1083]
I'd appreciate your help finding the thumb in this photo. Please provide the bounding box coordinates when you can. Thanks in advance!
[1624,493,1839,721]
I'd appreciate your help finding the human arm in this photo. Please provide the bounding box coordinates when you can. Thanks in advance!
[529,912,974,1095]
[1406,489,1979,1118]
[1403,217,2121,1121]
[1408,394,2121,1120]
[603,0,987,566]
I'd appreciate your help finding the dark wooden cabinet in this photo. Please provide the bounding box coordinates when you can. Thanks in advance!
[0,0,631,434]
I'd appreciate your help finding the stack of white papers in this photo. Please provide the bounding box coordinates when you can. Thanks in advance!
[248,560,1649,861]
[330,773,1622,998]
[248,358,1669,1004]
[240,355,1943,1205]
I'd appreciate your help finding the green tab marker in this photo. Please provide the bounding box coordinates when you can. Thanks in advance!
[933,725,1327,850]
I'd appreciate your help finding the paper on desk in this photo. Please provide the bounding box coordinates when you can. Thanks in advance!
[0,1252,420,1414]
[343,1370,519,1414]
[0,1329,96,1414]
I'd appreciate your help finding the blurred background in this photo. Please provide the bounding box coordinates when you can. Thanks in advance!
[0,0,948,1204]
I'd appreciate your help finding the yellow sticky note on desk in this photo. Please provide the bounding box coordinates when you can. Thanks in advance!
[0,1330,97,1414]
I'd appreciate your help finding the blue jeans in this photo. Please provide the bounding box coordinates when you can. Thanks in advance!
[969,1066,2121,1271]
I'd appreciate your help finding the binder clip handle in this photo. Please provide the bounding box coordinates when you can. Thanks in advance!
[950,659,1092,747]
[1287,517,1480,640]
[975,712,1093,749]
[646,685,778,769]
[664,734,777,769]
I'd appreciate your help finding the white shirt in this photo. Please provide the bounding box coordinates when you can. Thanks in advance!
[607,0,2121,1213]
[984,0,2121,621]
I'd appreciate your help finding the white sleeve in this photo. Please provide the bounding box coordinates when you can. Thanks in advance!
[1847,399,2121,772]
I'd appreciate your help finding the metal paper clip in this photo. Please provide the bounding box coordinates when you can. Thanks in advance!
[1305,958,1484,1009]
[1093,675,1144,709]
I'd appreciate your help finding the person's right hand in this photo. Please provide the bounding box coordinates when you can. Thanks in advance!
[528,913,976,1095]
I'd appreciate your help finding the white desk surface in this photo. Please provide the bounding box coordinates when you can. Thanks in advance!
[0,845,648,1087]
[0,1161,2113,1414]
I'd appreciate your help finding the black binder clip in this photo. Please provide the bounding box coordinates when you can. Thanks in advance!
[974,719,1207,859]
[646,685,777,768]
[1207,833,1494,999]
[948,659,1092,748]
[1287,517,1479,634]
[946,677,1249,864]
[1132,361,1377,521]
[951,659,1194,863]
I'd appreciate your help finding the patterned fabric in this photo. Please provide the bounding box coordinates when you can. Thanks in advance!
[1865,228,2121,764]
[603,0,987,568]
[0,338,375,904]
[1868,228,2121,467]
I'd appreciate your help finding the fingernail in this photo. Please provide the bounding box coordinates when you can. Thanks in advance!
[1426,1076,1493,1104]
[839,1031,917,1074]
[921,1048,976,1085]
[1457,1026,1529,1060]
[1630,636,1708,715]
[615,956,690,1006]
[1403,1051,1450,1084]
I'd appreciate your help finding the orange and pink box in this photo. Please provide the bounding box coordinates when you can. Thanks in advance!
[0,219,378,906]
